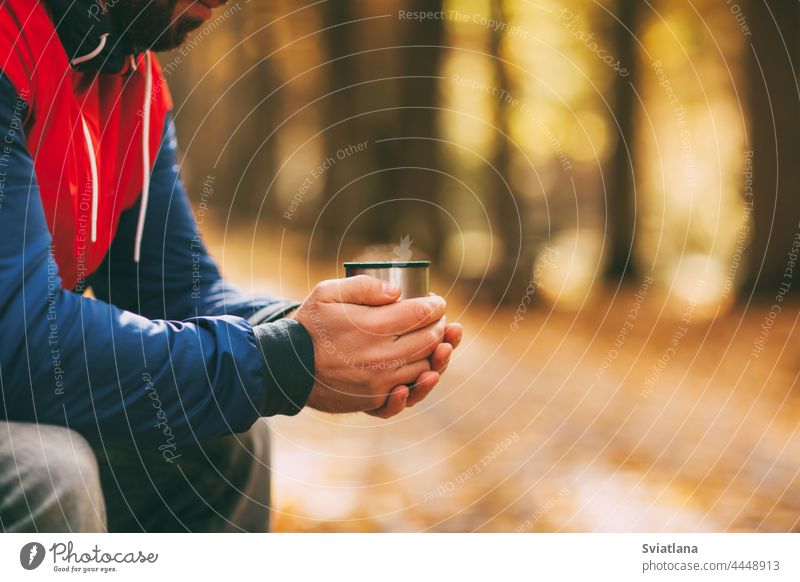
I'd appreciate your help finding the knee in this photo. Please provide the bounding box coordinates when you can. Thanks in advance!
[240,419,271,466]
[225,420,272,532]
[3,423,107,532]
[179,420,272,532]
[223,420,271,483]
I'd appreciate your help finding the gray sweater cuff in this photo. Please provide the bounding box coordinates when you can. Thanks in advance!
[252,318,315,416]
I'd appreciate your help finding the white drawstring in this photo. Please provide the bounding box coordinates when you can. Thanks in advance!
[71,33,109,66]
[80,116,99,243]
[133,51,152,263]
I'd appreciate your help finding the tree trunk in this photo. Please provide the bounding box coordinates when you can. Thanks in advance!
[387,0,446,260]
[746,0,800,292]
[605,0,640,279]
[487,0,525,302]
[317,0,358,245]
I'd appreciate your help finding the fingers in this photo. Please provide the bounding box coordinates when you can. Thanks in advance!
[315,275,401,306]
[444,322,463,349]
[390,318,446,361]
[406,370,440,407]
[362,359,429,419]
[430,342,453,373]
[364,370,441,418]
[362,295,447,336]
[391,358,431,386]
[364,385,409,419]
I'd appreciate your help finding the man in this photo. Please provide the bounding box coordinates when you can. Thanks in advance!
[0,0,462,532]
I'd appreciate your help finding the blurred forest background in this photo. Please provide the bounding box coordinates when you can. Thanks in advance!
[164,0,800,531]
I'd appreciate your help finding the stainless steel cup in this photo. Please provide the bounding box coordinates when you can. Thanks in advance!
[344,261,431,299]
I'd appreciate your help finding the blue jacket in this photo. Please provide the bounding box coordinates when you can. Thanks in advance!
[0,75,315,447]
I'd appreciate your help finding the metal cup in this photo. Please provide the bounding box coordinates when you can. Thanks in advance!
[344,261,430,299]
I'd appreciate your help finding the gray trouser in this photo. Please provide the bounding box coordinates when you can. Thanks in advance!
[0,419,272,532]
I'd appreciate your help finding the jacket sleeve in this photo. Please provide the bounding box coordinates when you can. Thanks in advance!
[87,113,298,325]
[0,75,313,446]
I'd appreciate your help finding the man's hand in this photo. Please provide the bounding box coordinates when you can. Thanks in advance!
[364,321,463,418]
[289,275,447,415]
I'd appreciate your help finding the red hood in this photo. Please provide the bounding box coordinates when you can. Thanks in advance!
[0,0,173,290]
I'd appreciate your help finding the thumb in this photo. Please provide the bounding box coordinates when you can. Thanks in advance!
[316,275,401,306]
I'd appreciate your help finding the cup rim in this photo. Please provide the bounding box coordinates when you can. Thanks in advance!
[343,260,431,269]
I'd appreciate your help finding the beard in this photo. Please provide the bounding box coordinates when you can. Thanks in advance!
[106,0,205,51]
